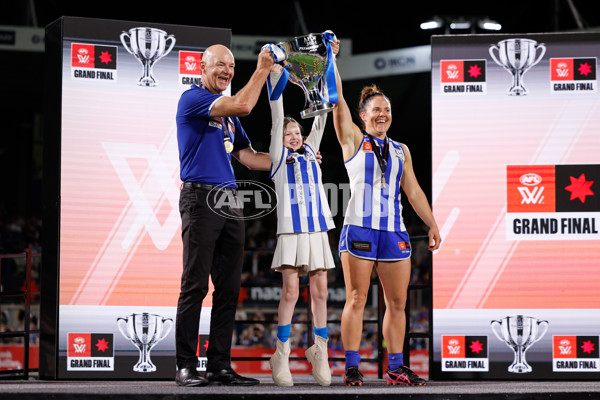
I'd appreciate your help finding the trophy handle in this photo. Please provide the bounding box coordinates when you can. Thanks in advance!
[159,318,174,341]
[120,32,133,55]
[163,35,176,58]
[532,320,549,344]
[488,45,502,67]
[116,317,132,340]
[490,319,504,341]
[533,43,546,66]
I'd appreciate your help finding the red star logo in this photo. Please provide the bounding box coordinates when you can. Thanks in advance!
[469,340,484,354]
[578,62,593,76]
[95,338,110,352]
[581,340,595,354]
[564,173,594,203]
[468,64,482,78]
[99,51,112,64]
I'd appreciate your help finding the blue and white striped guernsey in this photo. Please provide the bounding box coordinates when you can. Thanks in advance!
[268,79,335,235]
[271,144,335,234]
[343,134,407,232]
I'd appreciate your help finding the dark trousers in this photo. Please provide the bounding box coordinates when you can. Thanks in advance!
[176,185,244,371]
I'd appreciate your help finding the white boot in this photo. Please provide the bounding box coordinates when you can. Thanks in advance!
[269,339,293,386]
[305,336,331,386]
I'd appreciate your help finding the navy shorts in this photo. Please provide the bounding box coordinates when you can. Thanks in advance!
[338,225,411,261]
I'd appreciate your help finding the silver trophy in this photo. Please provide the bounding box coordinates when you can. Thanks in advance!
[117,312,173,372]
[120,27,176,87]
[489,38,546,95]
[491,315,548,373]
[276,32,336,119]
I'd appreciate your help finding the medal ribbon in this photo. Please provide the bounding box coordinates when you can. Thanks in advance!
[198,82,234,151]
[266,63,292,100]
[366,133,389,182]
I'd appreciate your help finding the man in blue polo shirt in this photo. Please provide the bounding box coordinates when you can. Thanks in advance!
[174,44,274,387]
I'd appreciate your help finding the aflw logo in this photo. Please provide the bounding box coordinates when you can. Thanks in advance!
[72,335,87,353]
[558,345,573,355]
[179,51,202,75]
[184,56,198,72]
[447,341,461,354]
[507,165,556,213]
[518,186,545,205]
[77,48,91,65]
[555,62,570,78]
[445,64,459,80]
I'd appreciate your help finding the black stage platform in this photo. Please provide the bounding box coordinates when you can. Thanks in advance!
[1,375,599,400]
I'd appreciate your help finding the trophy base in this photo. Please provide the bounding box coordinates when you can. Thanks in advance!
[133,362,157,373]
[300,103,334,119]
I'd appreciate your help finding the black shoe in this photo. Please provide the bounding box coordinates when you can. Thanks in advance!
[344,366,364,386]
[206,367,260,386]
[385,365,427,386]
[175,367,209,387]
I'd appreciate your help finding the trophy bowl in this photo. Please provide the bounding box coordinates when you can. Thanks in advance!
[277,32,335,119]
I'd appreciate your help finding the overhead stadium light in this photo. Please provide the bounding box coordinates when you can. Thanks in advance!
[420,16,502,34]
[478,17,502,31]
[420,16,444,30]
[449,18,471,30]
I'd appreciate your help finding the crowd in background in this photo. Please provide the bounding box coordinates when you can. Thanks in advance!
[0,197,431,352]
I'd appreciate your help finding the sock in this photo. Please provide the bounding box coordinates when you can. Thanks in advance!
[313,326,328,340]
[388,352,404,370]
[345,350,360,369]
[277,324,291,343]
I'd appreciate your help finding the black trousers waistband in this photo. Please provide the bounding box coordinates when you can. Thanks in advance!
[182,182,237,194]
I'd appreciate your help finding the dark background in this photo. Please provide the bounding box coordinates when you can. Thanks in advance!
[1,0,599,253]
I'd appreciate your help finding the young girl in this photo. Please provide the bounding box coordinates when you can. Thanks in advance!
[267,65,335,387]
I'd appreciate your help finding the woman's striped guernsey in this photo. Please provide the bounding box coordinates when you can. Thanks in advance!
[343,134,407,232]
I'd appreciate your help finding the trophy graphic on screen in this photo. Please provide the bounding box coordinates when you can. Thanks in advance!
[491,314,548,373]
[271,31,337,119]
[489,38,546,95]
[120,27,176,87]
[117,312,173,372]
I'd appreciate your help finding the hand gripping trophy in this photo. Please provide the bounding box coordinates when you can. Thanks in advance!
[263,30,338,119]
[117,312,173,372]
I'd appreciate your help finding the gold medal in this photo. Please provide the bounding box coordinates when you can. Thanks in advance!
[224,140,234,153]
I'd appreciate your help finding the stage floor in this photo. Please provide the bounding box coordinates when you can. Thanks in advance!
[1,375,599,400]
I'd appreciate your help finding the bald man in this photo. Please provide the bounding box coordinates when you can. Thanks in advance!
[174,44,274,386]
